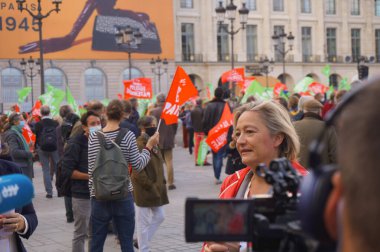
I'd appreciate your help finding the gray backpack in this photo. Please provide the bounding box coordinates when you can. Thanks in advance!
[93,128,130,201]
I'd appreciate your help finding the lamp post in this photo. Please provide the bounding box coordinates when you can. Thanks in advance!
[16,0,62,95]
[20,56,40,105]
[115,26,142,80]
[215,0,249,96]
[259,57,275,89]
[150,57,168,93]
[272,31,294,84]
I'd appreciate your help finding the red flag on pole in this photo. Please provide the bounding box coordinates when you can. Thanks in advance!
[22,124,35,144]
[205,104,233,152]
[221,68,245,84]
[160,66,198,125]
[124,78,153,99]
[31,100,42,119]
[273,83,288,97]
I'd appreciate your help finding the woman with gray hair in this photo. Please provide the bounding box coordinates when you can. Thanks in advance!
[203,100,307,252]
[2,113,34,179]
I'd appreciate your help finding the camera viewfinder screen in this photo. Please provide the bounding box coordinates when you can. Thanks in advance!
[188,201,251,241]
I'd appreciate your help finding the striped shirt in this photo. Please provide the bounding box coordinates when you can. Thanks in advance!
[88,129,151,198]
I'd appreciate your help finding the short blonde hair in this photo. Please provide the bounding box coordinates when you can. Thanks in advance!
[234,100,300,161]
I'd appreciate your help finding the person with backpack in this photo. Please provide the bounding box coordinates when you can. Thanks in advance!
[88,100,159,252]
[61,111,101,252]
[34,105,59,198]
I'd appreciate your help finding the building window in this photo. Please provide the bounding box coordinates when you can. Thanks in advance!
[351,28,361,62]
[273,0,284,11]
[246,0,257,11]
[217,24,229,62]
[181,23,195,62]
[302,27,312,62]
[326,0,336,15]
[246,25,258,62]
[123,68,144,80]
[351,0,360,15]
[376,29,380,62]
[274,25,285,62]
[326,28,337,62]
[180,0,193,8]
[45,68,65,90]
[301,0,311,13]
[1,68,23,103]
[84,68,106,101]
[376,0,380,16]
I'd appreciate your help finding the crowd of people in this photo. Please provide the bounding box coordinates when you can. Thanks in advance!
[0,76,378,252]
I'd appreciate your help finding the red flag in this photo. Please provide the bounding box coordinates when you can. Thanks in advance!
[221,68,245,84]
[161,66,198,125]
[205,104,233,152]
[12,104,20,113]
[124,78,153,99]
[308,82,329,95]
[32,100,42,119]
[273,83,288,97]
[22,124,35,144]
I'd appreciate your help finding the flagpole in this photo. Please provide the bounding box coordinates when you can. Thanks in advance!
[157,119,162,132]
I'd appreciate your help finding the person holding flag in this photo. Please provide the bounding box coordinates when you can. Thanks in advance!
[150,66,198,190]
[202,87,228,185]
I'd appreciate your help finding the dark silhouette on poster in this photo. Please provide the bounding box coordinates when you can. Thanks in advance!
[19,0,162,54]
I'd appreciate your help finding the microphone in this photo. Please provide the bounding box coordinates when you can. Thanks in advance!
[0,174,34,214]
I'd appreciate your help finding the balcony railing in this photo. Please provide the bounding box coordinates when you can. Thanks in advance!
[327,55,344,63]
[302,55,321,63]
[217,53,238,62]
[181,53,203,62]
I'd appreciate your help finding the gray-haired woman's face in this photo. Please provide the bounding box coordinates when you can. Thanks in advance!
[234,111,283,168]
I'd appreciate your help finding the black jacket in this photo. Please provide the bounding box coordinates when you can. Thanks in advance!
[120,119,139,137]
[0,159,38,252]
[191,105,204,133]
[61,134,90,199]
[202,98,226,135]
[34,118,58,148]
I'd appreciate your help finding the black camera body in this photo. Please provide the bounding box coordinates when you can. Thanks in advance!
[185,158,330,252]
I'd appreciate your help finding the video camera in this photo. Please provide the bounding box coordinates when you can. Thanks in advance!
[185,158,331,252]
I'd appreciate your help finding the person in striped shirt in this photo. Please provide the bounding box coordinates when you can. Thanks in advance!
[88,99,159,252]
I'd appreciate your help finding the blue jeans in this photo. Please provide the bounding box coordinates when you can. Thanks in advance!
[37,149,59,195]
[212,146,226,180]
[90,194,135,252]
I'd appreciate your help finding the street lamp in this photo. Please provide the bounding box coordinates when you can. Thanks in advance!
[150,57,168,93]
[215,0,249,96]
[272,31,294,84]
[20,56,40,105]
[115,26,143,80]
[259,57,275,89]
[16,0,62,95]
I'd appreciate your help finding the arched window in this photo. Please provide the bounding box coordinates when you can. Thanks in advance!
[123,67,144,80]
[45,68,66,90]
[85,68,106,101]
[1,68,23,103]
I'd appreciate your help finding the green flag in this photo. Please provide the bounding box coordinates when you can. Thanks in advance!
[294,77,314,93]
[326,85,335,98]
[322,64,331,77]
[338,77,351,91]
[66,86,80,115]
[79,107,87,116]
[17,87,32,104]
[39,84,66,116]
[137,99,150,116]
[205,83,214,101]
[197,138,209,166]
[101,99,110,106]
[241,80,265,103]
[279,90,289,101]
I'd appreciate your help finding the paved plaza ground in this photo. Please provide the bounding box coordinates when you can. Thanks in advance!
[23,146,224,252]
